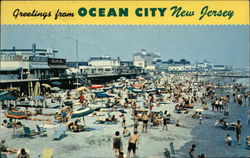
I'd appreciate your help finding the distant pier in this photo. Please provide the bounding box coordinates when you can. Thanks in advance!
[200,74,250,78]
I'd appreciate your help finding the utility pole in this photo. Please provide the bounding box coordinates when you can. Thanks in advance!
[76,39,79,88]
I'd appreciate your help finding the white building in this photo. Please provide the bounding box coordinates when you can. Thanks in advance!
[133,49,160,67]
[213,65,228,71]
[0,44,67,81]
[133,60,145,69]
[168,65,192,72]
[89,56,120,67]
[77,56,121,75]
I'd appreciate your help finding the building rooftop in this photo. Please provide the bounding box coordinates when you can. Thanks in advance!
[1,49,58,53]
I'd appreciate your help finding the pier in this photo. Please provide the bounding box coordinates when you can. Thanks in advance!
[0,72,141,93]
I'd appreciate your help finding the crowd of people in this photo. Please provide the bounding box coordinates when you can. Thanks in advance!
[0,73,249,158]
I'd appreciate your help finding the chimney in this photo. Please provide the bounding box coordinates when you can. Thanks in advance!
[13,46,15,50]
[32,43,36,53]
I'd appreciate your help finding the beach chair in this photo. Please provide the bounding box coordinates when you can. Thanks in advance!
[53,126,67,140]
[36,125,47,136]
[42,148,54,158]
[23,126,38,137]
[0,153,8,158]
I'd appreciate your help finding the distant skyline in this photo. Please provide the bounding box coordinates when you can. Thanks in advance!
[1,25,249,67]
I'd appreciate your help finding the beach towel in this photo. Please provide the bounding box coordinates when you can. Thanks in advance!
[42,148,54,158]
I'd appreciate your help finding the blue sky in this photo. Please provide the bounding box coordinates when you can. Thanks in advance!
[1,25,249,66]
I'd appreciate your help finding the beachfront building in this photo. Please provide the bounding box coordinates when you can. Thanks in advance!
[196,59,213,71]
[212,65,229,71]
[78,56,121,75]
[89,56,120,67]
[158,59,192,72]
[133,49,160,69]
[0,44,67,81]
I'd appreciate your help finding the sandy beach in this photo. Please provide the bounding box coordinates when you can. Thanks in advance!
[1,74,249,158]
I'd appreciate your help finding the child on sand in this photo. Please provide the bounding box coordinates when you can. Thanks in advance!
[123,127,131,137]
[225,134,232,146]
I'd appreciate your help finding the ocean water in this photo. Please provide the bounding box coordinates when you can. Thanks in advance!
[236,78,250,86]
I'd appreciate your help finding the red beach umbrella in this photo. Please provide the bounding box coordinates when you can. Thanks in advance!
[90,85,104,89]
[4,110,28,134]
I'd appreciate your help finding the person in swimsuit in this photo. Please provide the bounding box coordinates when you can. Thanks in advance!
[127,131,139,158]
[188,144,196,158]
[163,111,168,130]
[235,120,242,145]
[0,139,18,153]
[113,131,122,157]
[17,148,30,158]
[142,112,149,133]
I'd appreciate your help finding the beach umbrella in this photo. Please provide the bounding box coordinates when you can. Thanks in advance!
[0,96,17,101]
[34,82,41,97]
[74,86,89,92]
[0,91,11,96]
[90,85,104,89]
[195,109,204,113]
[71,107,94,126]
[127,87,135,91]
[32,96,47,109]
[120,77,126,80]
[103,86,113,91]
[146,89,156,93]
[41,83,51,88]
[71,107,94,118]
[133,84,144,88]
[157,87,165,90]
[206,84,214,87]
[93,90,105,94]
[138,77,145,81]
[32,96,47,100]
[96,93,113,98]
[51,87,60,91]
[51,81,62,86]
[132,89,144,94]
[114,84,124,89]
[5,110,27,133]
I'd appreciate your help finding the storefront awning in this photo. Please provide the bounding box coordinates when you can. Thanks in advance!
[30,63,50,69]
[49,65,68,69]
[0,67,22,71]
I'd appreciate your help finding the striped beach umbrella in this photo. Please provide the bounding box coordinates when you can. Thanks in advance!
[71,107,94,118]
[5,110,28,133]
[5,110,27,119]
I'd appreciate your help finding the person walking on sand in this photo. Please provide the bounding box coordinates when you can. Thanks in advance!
[120,114,126,127]
[188,144,196,158]
[133,114,139,132]
[198,112,202,124]
[127,131,139,158]
[163,111,168,130]
[235,120,242,145]
[142,111,149,133]
[113,131,123,157]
